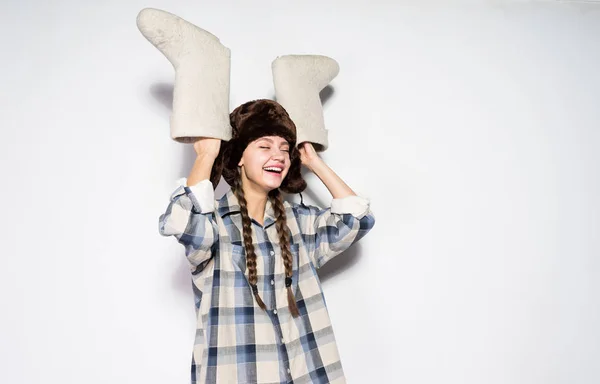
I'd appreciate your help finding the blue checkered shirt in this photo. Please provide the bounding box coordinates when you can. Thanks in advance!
[159,178,375,384]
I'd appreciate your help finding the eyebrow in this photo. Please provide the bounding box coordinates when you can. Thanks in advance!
[257,138,289,145]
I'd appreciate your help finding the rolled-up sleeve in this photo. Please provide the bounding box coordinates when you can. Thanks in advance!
[294,193,375,269]
[159,178,219,273]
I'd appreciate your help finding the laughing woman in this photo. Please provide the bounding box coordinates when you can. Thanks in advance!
[159,99,375,384]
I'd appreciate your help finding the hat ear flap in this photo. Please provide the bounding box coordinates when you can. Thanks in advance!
[220,139,245,188]
[280,147,306,194]
[211,140,238,189]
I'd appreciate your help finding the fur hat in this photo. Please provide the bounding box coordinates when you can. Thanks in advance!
[210,99,307,194]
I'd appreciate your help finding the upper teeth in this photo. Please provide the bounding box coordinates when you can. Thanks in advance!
[264,167,282,172]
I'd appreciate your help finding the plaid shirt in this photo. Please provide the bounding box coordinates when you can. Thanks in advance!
[159,178,375,384]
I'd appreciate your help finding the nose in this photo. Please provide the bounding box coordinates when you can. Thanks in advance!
[271,148,287,160]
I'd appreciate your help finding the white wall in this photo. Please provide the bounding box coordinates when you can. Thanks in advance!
[1,0,599,383]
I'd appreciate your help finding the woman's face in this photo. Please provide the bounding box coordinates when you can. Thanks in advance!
[238,136,291,193]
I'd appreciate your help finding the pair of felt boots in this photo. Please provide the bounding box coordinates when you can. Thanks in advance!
[136,8,338,152]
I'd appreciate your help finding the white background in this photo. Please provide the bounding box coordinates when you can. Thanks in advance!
[1,0,599,383]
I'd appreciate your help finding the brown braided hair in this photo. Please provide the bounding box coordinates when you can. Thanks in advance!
[270,187,300,318]
[231,169,300,318]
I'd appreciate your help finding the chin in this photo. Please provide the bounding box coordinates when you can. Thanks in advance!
[263,181,282,192]
[261,171,287,191]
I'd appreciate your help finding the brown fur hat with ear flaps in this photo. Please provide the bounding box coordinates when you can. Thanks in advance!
[209,99,307,194]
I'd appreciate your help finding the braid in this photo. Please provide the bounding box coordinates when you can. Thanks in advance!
[232,174,267,310]
[269,189,300,318]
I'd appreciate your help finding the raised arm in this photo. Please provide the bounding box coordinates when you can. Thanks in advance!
[158,138,222,274]
[295,143,376,268]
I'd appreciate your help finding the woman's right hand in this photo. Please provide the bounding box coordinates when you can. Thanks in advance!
[193,137,221,159]
[187,138,222,186]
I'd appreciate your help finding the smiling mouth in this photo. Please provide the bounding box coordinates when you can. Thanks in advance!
[263,167,283,174]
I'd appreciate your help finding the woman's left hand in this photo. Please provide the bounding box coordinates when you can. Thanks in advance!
[298,142,321,171]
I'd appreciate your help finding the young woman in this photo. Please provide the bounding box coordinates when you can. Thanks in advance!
[159,99,375,384]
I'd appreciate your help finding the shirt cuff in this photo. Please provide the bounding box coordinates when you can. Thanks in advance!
[176,177,215,214]
[330,194,371,217]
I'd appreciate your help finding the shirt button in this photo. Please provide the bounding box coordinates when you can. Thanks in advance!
[270,250,275,256]
[273,309,277,314]
[271,279,275,285]
[287,368,291,374]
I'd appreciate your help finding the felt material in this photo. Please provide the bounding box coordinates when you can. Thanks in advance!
[136,8,232,143]
[272,55,339,152]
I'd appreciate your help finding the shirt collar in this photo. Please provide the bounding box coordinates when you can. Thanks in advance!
[217,188,277,228]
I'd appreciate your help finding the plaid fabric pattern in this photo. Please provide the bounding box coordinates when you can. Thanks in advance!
[159,178,375,384]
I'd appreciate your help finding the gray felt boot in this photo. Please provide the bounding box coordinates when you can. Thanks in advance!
[137,8,232,143]
[272,55,339,152]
